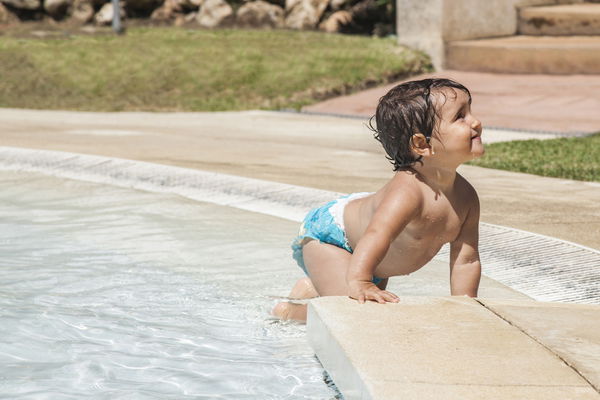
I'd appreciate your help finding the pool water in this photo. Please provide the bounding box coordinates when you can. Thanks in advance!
[0,170,340,399]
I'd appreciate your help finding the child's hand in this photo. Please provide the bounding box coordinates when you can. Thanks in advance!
[348,280,400,304]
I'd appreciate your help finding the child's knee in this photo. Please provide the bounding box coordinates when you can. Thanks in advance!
[297,277,316,292]
[289,277,319,299]
[271,302,307,322]
[272,302,290,319]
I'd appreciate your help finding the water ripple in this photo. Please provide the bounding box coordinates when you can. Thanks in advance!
[0,170,339,399]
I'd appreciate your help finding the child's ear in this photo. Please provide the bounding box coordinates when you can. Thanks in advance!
[410,133,433,156]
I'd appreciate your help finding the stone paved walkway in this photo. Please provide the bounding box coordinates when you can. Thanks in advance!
[303,70,600,134]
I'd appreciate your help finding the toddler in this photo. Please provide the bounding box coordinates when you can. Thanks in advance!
[273,78,484,321]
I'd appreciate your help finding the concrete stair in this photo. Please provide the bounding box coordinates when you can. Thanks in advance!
[446,35,600,74]
[519,3,600,35]
[445,2,600,74]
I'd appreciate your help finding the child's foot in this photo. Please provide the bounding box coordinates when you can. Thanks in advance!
[288,277,318,300]
[272,302,307,322]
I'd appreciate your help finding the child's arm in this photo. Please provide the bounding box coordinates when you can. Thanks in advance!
[449,192,481,297]
[346,189,421,304]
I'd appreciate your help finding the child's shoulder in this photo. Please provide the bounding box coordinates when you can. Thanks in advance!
[382,171,427,204]
[388,170,424,192]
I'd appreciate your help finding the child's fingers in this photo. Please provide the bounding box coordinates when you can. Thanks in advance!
[368,291,387,304]
[352,286,399,304]
[370,290,399,304]
[382,291,400,302]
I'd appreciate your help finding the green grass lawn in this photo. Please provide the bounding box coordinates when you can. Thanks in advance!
[468,133,600,182]
[0,27,430,111]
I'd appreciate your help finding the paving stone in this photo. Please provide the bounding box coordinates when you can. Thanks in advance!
[307,296,600,400]
[302,70,600,134]
[480,299,600,392]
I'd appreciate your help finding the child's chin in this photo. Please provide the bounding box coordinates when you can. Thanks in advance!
[470,148,485,159]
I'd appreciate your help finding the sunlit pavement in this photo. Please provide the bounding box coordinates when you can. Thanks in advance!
[1,105,599,399]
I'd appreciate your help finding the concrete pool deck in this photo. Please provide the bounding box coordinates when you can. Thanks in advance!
[1,108,598,250]
[1,106,599,399]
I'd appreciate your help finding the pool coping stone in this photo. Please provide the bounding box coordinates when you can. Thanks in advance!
[308,296,600,400]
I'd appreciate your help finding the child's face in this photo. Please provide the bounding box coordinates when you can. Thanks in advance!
[431,88,484,163]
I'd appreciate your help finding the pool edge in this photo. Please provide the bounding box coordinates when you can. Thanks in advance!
[0,145,598,306]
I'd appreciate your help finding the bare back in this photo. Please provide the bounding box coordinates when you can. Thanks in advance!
[343,170,475,279]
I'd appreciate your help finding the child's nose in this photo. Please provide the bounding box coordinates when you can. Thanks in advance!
[471,118,481,130]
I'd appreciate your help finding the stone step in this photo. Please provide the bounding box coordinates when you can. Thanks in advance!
[445,35,600,74]
[519,3,600,35]
[307,296,600,400]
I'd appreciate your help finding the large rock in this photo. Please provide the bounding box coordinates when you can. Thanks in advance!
[0,2,19,22]
[172,11,183,24]
[173,8,196,25]
[70,0,94,22]
[0,0,40,10]
[285,0,329,29]
[44,0,72,19]
[236,0,283,28]
[94,2,125,25]
[149,2,171,20]
[196,0,232,28]
[150,0,199,20]
[318,9,350,32]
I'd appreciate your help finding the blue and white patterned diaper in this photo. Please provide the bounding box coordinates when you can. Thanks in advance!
[291,193,382,285]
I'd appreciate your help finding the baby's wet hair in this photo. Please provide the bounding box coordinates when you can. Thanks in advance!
[368,78,471,171]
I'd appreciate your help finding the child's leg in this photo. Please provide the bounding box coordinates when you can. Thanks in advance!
[302,240,352,296]
[272,239,349,322]
[272,241,351,322]
[271,277,318,322]
[305,241,389,293]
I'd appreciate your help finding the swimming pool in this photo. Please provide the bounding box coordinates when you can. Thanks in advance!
[0,170,340,399]
[2,146,598,399]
